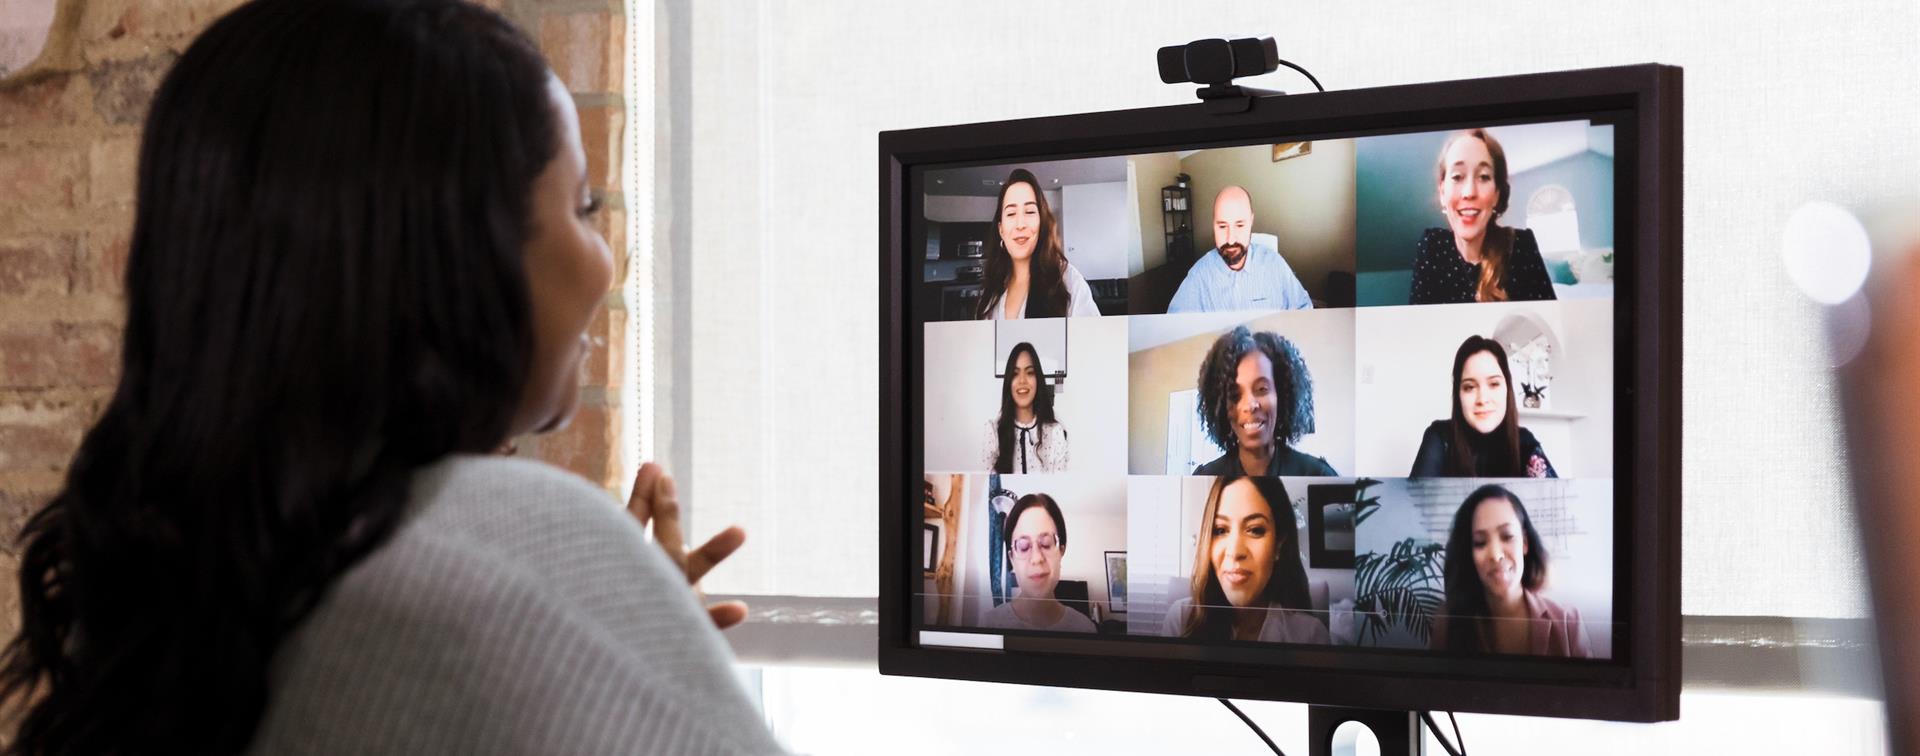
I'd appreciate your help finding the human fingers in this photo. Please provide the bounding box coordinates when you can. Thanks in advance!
[627,462,667,526]
[707,600,749,630]
[686,526,745,584]
[649,471,687,571]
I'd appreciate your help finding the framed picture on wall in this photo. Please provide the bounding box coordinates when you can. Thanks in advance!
[1308,484,1358,569]
[1272,141,1312,161]
[923,522,940,573]
[1104,551,1128,613]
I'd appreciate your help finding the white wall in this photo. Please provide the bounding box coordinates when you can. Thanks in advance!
[1353,300,1612,478]
[923,190,1063,224]
[685,0,1916,617]
[1061,180,1132,281]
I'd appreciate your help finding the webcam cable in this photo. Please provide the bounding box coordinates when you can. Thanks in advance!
[1275,59,1325,93]
[1419,710,1468,756]
[1217,698,1286,755]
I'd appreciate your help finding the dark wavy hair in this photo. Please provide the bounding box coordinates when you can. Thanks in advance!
[0,1,557,752]
[1440,484,1548,654]
[975,168,1069,319]
[1181,476,1313,640]
[1196,325,1314,454]
[1446,335,1524,476]
[992,342,1057,473]
[1435,128,1515,302]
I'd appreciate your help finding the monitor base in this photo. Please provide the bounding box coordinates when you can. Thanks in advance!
[1308,706,1423,756]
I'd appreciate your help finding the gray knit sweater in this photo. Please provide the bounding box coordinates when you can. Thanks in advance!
[248,455,786,754]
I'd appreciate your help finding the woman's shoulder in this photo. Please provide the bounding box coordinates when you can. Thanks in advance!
[1161,597,1195,635]
[1277,446,1337,477]
[1423,420,1452,439]
[1277,608,1331,644]
[979,601,1021,628]
[1191,454,1231,476]
[1415,227,1455,255]
[1530,592,1581,622]
[262,458,782,754]
[1061,261,1091,286]
[1055,607,1097,632]
[409,455,630,540]
[1512,227,1543,254]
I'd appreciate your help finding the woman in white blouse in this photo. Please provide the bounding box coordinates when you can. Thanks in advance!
[974,168,1101,320]
[983,342,1070,473]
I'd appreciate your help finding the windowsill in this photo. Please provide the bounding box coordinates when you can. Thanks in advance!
[714,595,1881,697]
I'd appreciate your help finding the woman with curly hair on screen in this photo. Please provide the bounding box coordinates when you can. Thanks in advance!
[1191,325,1337,477]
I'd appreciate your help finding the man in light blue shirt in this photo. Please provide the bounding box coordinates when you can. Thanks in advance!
[1167,185,1314,312]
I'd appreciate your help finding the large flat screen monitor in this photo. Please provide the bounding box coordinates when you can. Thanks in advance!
[879,63,1681,722]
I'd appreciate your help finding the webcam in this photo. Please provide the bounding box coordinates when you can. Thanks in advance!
[1157,37,1279,87]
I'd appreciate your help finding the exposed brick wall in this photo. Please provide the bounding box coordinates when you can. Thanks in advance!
[511,0,628,489]
[0,0,627,653]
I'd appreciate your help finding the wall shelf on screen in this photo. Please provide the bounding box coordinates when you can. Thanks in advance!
[1519,408,1588,421]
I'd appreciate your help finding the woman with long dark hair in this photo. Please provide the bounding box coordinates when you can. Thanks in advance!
[1433,485,1591,657]
[981,342,1069,473]
[975,168,1101,319]
[1162,476,1327,643]
[1191,325,1336,477]
[1409,335,1558,478]
[0,1,780,753]
[1408,128,1557,305]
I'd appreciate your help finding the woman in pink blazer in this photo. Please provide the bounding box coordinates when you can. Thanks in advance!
[1430,484,1592,657]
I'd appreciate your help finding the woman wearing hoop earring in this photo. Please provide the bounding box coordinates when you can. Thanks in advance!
[975,168,1102,319]
[1408,129,1557,304]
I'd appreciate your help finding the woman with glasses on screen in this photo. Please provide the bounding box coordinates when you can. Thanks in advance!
[980,494,1098,632]
[1191,326,1337,477]
[975,168,1102,319]
[1410,335,1558,478]
[1433,485,1591,657]
[1163,476,1328,644]
[0,1,781,752]
[981,342,1069,473]
[1409,128,1557,305]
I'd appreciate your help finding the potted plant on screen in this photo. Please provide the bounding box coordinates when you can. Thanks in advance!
[1351,479,1447,646]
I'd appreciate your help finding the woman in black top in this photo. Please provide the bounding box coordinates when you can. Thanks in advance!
[1410,335,1558,478]
[1191,326,1338,477]
[1409,129,1557,305]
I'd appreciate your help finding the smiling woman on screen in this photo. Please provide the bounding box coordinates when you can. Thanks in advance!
[1409,128,1557,305]
[975,168,1102,319]
[1410,335,1558,478]
[1163,476,1327,644]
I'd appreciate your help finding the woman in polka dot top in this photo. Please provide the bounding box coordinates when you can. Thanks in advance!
[1409,129,1558,305]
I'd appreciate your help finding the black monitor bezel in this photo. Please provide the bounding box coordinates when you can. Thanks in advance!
[878,63,1681,722]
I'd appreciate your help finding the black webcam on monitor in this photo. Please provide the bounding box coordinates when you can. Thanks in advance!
[1156,37,1280,87]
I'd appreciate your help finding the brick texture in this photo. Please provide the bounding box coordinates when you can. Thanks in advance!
[0,0,630,657]
[0,234,77,297]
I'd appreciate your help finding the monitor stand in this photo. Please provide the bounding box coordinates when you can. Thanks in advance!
[1308,706,1423,756]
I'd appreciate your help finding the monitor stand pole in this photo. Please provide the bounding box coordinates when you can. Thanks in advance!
[1308,706,1423,756]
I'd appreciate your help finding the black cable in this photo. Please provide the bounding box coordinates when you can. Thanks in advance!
[1274,58,1325,93]
[1448,711,1466,754]
[1217,698,1285,755]
[1419,711,1466,756]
